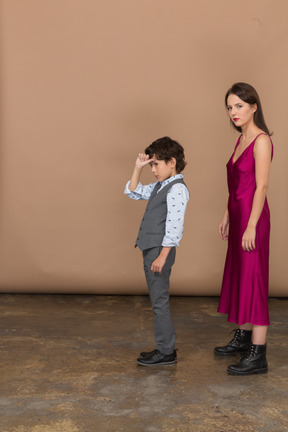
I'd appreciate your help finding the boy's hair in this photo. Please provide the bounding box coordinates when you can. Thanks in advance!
[145,136,187,173]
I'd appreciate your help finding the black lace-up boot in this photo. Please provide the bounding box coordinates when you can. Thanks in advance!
[227,343,268,375]
[214,329,252,356]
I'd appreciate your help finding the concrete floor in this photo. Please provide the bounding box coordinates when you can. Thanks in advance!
[0,295,287,432]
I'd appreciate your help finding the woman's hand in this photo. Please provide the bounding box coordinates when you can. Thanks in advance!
[242,225,256,251]
[219,216,229,240]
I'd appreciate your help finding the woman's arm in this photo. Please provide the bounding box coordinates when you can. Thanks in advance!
[219,206,229,240]
[242,135,272,251]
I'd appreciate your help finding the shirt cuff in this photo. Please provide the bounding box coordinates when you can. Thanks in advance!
[162,239,179,248]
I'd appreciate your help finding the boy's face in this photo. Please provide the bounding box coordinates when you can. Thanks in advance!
[149,156,177,182]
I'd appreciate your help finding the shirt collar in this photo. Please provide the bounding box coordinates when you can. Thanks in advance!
[160,173,184,188]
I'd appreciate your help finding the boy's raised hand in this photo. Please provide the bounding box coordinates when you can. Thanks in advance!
[129,153,153,192]
[135,153,153,169]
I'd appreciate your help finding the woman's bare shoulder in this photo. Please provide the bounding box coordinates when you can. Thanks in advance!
[254,132,272,156]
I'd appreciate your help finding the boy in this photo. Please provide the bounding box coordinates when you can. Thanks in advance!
[124,136,189,366]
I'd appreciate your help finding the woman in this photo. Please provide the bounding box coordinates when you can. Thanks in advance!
[215,82,273,376]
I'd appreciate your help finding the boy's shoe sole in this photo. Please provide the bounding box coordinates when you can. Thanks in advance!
[137,359,177,367]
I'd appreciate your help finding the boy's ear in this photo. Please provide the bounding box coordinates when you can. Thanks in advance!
[169,157,177,169]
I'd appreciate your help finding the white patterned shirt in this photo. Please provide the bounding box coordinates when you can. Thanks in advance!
[124,174,189,247]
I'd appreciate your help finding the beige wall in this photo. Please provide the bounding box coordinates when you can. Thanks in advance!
[0,0,287,295]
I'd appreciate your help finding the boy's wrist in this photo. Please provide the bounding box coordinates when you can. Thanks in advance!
[159,246,172,258]
[134,165,143,172]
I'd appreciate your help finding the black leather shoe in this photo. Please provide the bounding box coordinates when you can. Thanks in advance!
[227,344,268,376]
[214,329,252,356]
[139,349,157,358]
[137,349,177,366]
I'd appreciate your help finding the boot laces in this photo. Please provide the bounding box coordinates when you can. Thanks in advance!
[229,328,241,344]
[243,344,255,361]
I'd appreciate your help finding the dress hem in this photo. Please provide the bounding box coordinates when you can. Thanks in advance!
[217,311,270,327]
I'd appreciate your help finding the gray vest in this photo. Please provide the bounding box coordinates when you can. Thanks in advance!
[135,178,185,251]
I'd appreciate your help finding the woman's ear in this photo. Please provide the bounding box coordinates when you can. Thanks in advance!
[252,103,257,113]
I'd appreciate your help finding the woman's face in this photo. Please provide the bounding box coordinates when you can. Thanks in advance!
[226,94,257,129]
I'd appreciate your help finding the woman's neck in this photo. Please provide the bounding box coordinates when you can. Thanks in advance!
[241,123,261,141]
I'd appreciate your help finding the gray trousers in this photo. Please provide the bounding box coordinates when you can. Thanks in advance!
[142,246,176,355]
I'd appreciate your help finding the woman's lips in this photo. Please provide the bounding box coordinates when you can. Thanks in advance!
[233,118,239,122]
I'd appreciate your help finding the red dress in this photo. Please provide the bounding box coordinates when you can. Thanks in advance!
[218,133,273,326]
